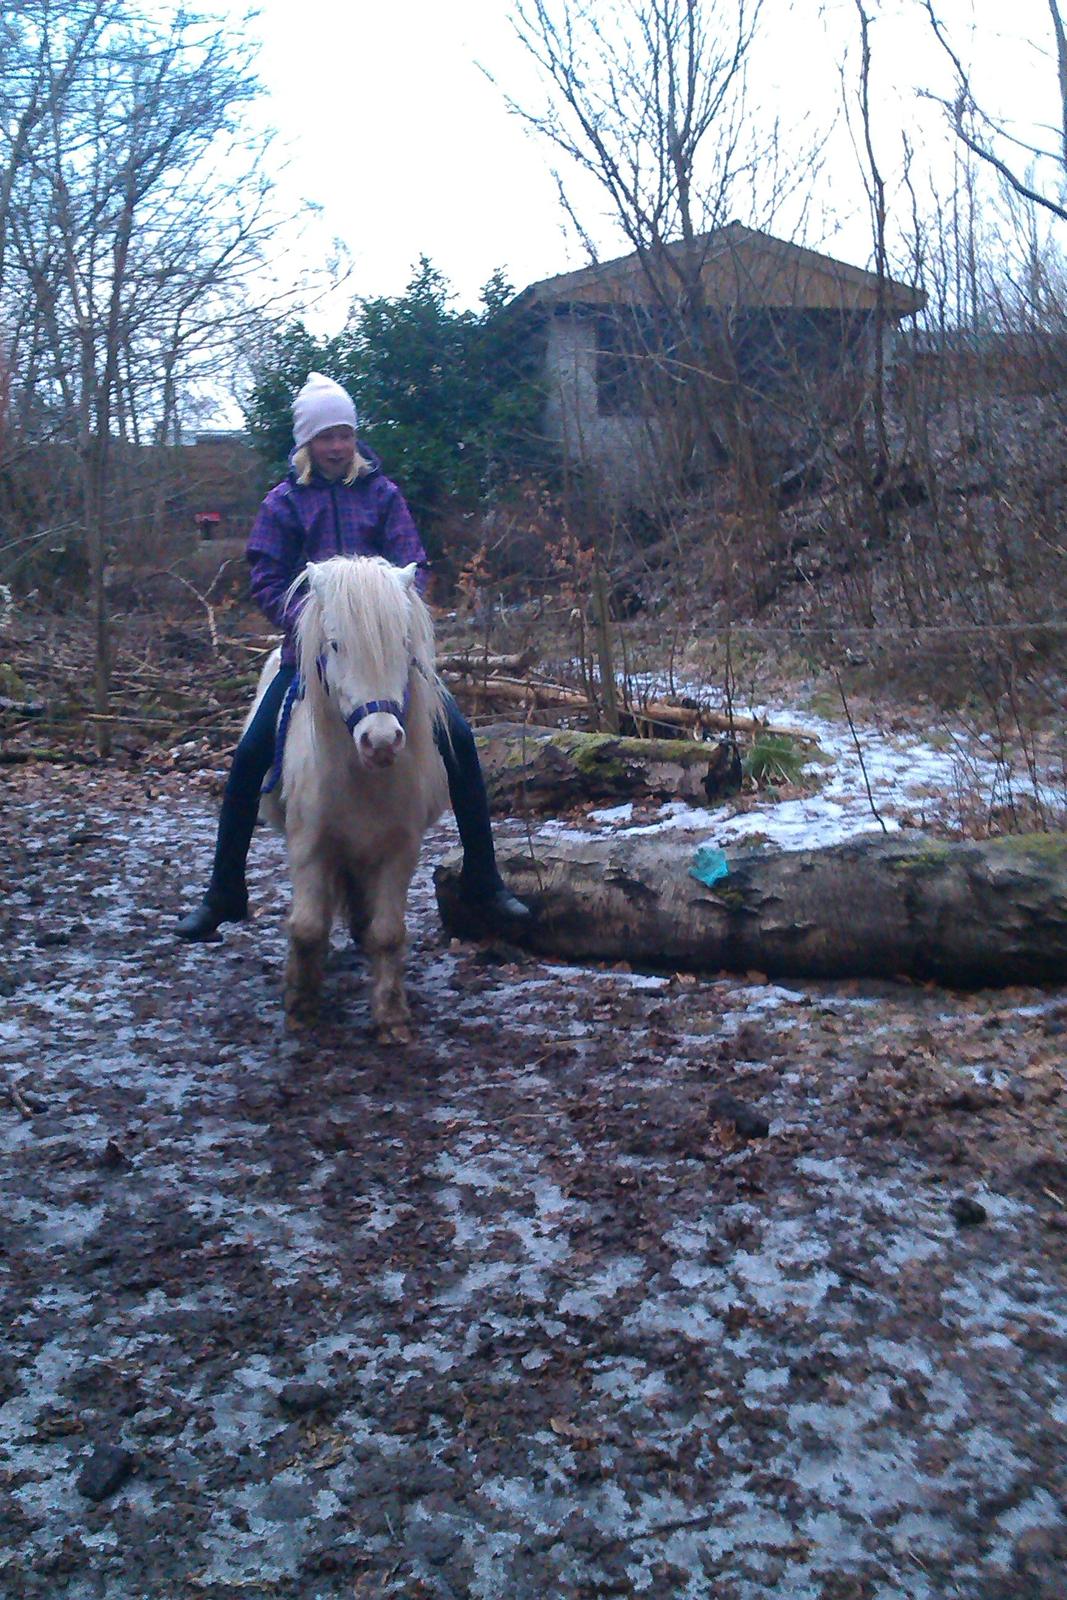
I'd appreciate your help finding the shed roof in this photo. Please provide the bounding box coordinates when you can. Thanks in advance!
[517,222,925,319]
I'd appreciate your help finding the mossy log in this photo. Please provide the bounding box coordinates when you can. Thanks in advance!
[473,722,743,814]
[436,830,1067,987]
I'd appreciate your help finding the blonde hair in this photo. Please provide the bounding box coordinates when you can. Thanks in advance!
[292,444,373,486]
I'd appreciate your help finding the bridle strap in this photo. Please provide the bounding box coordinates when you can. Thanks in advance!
[343,685,410,735]
[315,651,415,734]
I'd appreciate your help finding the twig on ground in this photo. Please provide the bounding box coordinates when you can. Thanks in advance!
[837,672,888,834]
[6,1079,36,1118]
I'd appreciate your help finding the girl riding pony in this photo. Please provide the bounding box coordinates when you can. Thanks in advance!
[176,372,530,942]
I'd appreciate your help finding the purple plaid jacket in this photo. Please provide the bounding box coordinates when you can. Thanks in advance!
[246,445,428,666]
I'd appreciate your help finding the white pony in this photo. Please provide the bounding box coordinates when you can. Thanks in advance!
[254,555,448,1040]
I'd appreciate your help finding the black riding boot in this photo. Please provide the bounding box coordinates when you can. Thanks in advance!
[176,667,294,942]
[437,697,531,931]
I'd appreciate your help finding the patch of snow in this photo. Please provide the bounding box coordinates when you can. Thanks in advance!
[589,802,635,823]
[557,1255,645,1318]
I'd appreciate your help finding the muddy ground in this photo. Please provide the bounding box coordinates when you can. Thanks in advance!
[1,764,1065,1600]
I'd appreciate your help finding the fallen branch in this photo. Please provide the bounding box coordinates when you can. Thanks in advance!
[0,747,97,766]
[442,672,592,711]
[158,568,221,649]
[0,695,46,716]
[443,669,818,746]
[437,647,539,675]
[5,1078,38,1118]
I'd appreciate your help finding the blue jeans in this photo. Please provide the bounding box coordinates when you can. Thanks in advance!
[205,670,500,908]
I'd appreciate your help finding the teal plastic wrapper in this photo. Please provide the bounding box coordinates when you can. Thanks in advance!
[689,845,729,887]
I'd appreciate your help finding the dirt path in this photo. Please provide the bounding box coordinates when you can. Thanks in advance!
[1,770,1065,1599]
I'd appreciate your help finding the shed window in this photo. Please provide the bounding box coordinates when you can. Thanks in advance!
[596,313,673,416]
[595,305,871,415]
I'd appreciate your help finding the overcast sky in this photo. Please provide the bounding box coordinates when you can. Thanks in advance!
[235,0,1060,324]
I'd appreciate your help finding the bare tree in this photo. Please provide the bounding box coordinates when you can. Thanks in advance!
[0,1,116,294]
[502,0,813,483]
[505,0,765,263]
[923,0,1067,224]
[0,2,316,752]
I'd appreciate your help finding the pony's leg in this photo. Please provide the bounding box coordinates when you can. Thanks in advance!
[363,849,418,1045]
[284,855,332,1026]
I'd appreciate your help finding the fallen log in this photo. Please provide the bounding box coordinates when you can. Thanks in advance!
[473,722,743,813]
[435,830,1067,987]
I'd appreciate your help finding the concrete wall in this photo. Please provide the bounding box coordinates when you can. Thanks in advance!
[541,304,889,506]
[542,313,663,503]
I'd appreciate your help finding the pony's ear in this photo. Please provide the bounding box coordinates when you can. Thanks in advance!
[397,562,419,591]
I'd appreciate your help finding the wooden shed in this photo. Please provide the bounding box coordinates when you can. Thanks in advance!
[518,222,925,316]
[514,222,925,497]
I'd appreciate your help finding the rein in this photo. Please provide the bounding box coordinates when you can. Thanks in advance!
[261,674,304,796]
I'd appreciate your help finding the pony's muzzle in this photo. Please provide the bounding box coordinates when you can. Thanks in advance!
[356,713,406,769]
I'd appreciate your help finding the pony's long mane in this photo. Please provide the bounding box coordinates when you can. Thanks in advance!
[289,556,445,738]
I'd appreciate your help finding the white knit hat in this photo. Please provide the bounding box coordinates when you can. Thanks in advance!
[291,372,358,447]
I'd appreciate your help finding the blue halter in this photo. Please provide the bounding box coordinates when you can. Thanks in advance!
[262,652,424,796]
[315,652,414,735]
[341,687,411,735]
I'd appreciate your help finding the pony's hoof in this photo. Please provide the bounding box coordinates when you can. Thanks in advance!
[285,995,320,1030]
[376,1019,413,1047]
